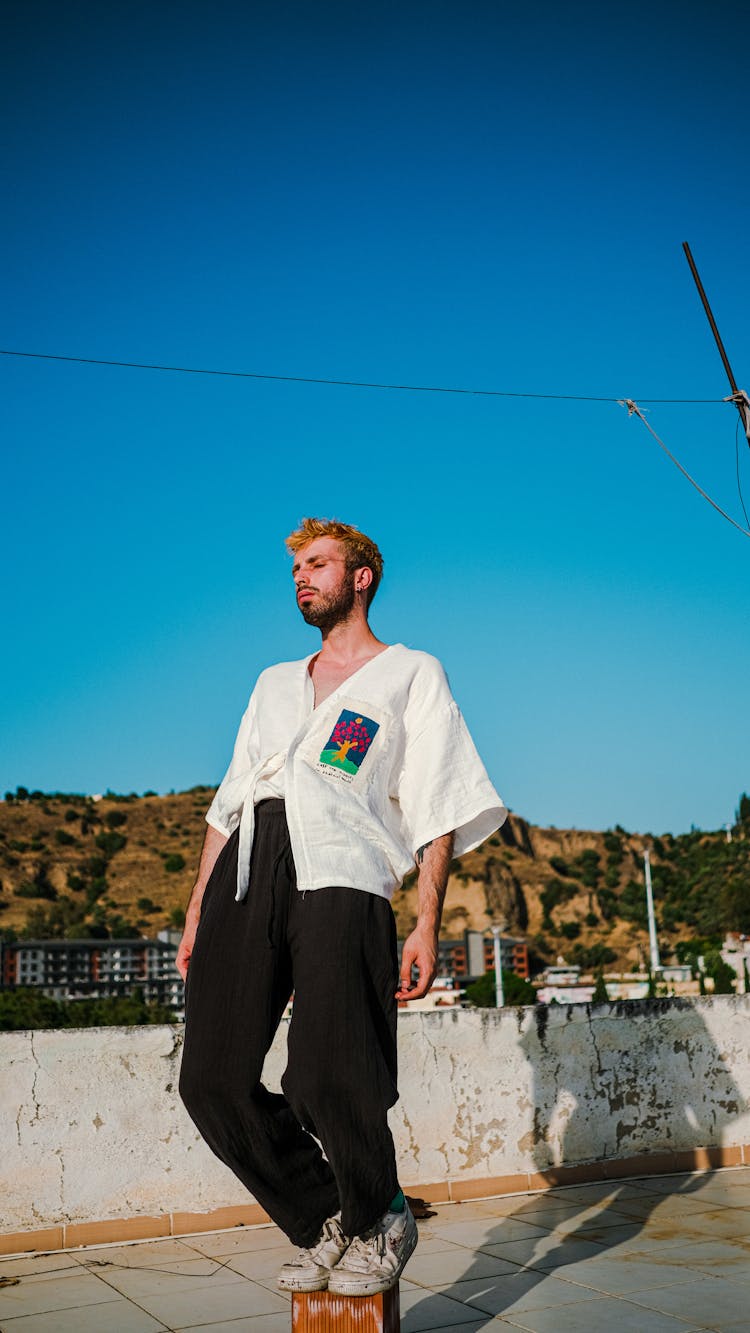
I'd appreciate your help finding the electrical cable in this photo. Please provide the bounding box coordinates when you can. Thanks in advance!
[0,347,724,404]
[620,400,750,538]
[3,345,746,537]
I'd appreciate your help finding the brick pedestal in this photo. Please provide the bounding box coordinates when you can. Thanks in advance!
[291,1284,400,1331]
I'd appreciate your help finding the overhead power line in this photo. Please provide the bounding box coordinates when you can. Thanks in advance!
[2,346,747,537]
[620,400,750,539]
[0,347,724,404]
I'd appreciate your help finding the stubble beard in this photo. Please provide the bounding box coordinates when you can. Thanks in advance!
[298,577,357,632]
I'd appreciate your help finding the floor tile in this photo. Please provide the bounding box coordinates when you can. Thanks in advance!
[639,1172,747,1196]
[644,1238,750,1280]
[553,1253,698,1294]
[400,1285,492,1330]
[627,1276,750,1326]
[500,1293,702,1331]
[664,1209,750,1241]
[70,1238,202,1268]
[131,1273,290,1326]
[175,1314,292,1332]
[429,1218,549,1249]
[78,1252,249,1300]
[409,1232,473,1255]
[434,1269,604,1316]
[480,1232,609,1271]
[223,1240,299,1284]
[415,1324,499,1333]
[180,1225,286,1257]
[0,1268,114,1320]
[437,1199,526,1221]
[615,1197,721,1225]
[545,1183,665,1210]
[0,1297,168,1331]
[540,1204,644,1236]
[406,1245,522,1287]
[0,1253,81,1281]
[502,1193,590,1215]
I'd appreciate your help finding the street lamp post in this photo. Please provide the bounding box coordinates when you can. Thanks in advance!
[490,923,505,1008]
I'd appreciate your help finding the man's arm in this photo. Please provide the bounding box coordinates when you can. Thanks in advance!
[175,824,229,981]
[395,831,454,1001]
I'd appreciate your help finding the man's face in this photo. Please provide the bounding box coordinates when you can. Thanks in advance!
[292,537,357,631]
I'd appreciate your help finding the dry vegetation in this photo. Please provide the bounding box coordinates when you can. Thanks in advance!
[4,788,746,971]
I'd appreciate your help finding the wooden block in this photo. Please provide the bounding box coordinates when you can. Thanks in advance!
[292,1284,400,1331]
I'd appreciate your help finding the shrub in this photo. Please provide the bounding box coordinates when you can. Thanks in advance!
[95,831,127,856]
[105,810,127,828]
[619,879,648,927]
[570,942,617,969]
[14,864,57,900]
[465,969,535,1007]
[164,853,186,873]
[560,921,581,940]
[55,829,77,846]
[574,849,601,888]
[549,856,570,877]
[603,831,623,857]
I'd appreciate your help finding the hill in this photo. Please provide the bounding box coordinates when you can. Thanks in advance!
[2,786,749,969]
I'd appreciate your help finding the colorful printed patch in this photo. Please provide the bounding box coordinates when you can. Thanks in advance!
[319,709,380,776]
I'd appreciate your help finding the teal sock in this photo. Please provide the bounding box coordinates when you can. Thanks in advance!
[388,1189,405,1213]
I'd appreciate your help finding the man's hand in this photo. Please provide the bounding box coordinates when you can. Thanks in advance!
[176,916,198,982]
[174,824,228,983]
[396,925,438,1000]
[395,830,454,1002]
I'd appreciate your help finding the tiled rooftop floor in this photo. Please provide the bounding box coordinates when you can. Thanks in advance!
[4,1169,750,1331]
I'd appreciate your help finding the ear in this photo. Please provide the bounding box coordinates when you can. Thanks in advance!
[355,566,373,593]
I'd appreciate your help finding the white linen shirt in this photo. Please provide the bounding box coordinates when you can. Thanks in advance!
[205,643,506,902]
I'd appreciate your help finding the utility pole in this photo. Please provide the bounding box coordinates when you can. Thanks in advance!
[644,849,661,974]
[683,242,750,448]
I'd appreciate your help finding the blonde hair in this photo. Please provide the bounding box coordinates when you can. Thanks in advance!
[285,518,384,608]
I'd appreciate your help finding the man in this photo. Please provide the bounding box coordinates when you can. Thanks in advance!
[178,518,505,1297]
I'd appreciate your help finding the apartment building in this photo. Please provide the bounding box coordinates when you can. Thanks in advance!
[0,932,183,1009]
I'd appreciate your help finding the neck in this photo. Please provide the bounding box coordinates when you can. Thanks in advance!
[317,610,386,662]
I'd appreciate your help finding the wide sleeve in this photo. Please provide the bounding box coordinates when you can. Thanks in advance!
[205,688,260,838]
[397,659,506,859]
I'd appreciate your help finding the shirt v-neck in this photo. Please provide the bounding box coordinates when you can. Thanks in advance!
[303,643,399,714]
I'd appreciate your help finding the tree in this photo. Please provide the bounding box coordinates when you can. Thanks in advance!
[321,713,377,771]
[591,972,609,1004]
[736,793,750,833]
[703,951,736,995]
[465,969,535,1008]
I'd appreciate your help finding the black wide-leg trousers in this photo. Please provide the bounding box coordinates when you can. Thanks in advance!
[179,799,400,1246]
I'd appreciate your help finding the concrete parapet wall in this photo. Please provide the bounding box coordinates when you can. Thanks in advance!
[4,996,750,1251]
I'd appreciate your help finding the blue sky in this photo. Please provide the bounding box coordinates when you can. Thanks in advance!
[3,0,749,835]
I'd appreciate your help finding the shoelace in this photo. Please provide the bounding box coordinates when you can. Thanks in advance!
[294,1217,342,1264]
[345,1227,387,1262]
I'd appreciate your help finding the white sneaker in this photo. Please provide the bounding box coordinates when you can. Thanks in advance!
[327,1201,417,1296]
[277,1214,351,1292]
